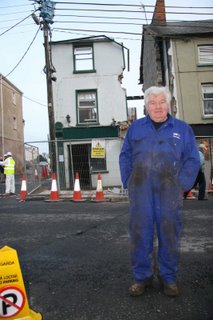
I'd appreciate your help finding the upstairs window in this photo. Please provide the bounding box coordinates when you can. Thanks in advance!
[198,45,213,65]
[74,46,94,72]
[12,91,16,105]
[77,90,98,125]
[201,83,213,117]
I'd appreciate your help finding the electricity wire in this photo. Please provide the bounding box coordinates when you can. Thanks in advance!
[53,27,141,36]
[55,7,213,16]
[0,13,32,37]
[4,26,41,78]
[55,2,213,9]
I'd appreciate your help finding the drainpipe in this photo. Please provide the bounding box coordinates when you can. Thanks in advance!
[162,39,169,87]
[162,39,177,116]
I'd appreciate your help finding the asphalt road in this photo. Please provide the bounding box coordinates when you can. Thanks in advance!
[0,197,212,320]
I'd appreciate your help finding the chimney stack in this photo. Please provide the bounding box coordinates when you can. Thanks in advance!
[152,0,166,25]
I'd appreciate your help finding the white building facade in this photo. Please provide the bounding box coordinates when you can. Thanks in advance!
[51,36,129,190]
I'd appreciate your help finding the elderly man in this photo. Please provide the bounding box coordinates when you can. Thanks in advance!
[0,151,16,195]
[119,86,200,297]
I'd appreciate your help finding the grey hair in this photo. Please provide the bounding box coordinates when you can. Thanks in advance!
[144,86,171,109]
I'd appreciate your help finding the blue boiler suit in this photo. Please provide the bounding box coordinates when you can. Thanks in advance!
[119,115,200,284]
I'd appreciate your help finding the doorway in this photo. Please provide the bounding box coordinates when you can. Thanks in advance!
[68,143,91,189]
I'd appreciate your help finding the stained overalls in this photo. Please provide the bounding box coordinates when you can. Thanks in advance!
[119,115,200,284]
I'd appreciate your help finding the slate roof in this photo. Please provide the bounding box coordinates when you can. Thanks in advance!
[143,19,213,37]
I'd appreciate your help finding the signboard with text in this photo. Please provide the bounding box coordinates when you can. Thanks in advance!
[91,139,105,159]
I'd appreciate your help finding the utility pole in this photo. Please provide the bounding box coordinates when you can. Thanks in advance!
[32,0,57,173]
[43,22,57,174]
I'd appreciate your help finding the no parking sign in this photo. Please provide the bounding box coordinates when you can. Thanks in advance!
[0,286,25,318]
[0,246,42,320]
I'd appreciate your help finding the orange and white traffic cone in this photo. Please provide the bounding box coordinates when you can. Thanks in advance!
[19,175,27,202]
[185,190,195,200]
[93,173,105,202]
[41,165,48,179]
[49,173,60,201]
[72,172,84,201]
[208,178,213,193]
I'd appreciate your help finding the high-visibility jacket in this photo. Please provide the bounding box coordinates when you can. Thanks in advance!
[4,157,15,175]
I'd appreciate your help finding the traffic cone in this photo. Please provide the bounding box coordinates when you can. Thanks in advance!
[20,175,27,201]
[93,173,105,202]
[72,172,84,201]
[208,178,213,193]
[41,165,48,179]
[49,173,59,201]
[185,190,195,199]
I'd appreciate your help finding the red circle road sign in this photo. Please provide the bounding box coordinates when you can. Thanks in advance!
[0,286,26,318]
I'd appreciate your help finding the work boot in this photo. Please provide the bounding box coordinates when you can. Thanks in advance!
[163,283,179,297]
[128,278,153,296]
[157,275,179,297]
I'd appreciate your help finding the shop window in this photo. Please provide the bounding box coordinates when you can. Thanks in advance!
[90,142,106,172]
[90,157,107,172]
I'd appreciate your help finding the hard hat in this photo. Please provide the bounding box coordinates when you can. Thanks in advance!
[5,151,12,156]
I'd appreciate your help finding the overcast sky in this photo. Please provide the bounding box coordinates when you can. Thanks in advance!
[0,0,212,152]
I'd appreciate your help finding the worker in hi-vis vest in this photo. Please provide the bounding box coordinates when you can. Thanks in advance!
[0,151,15,195]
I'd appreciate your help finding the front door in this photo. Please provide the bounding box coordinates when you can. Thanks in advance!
[68,143,91,189]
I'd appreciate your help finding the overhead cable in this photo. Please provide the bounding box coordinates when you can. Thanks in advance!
[4,26,40,78]
[55,7,213,16]
[54,20,142,26]
[0,13,32,37]
[53,27,141,36]
[55,2,213,9]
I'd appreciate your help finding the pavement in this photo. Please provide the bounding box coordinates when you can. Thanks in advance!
[0,196,212,320]
[1,174,212,202]
[0,176,129,202]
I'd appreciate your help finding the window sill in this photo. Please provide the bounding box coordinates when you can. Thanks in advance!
[77,123,100,126]
[202,115,213,119]
[197,64,213,67]
[91,170,109,174]
[74,69,96,74]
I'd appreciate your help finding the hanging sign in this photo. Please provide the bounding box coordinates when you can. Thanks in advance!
[0,246,42,320]
[91,139,105,158]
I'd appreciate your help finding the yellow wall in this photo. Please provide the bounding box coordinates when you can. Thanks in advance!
[172,38,213,124]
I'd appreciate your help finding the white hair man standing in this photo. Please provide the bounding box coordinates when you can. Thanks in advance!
[119,86,200,297]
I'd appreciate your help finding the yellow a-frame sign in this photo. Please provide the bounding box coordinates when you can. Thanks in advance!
[0,246,42,320]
